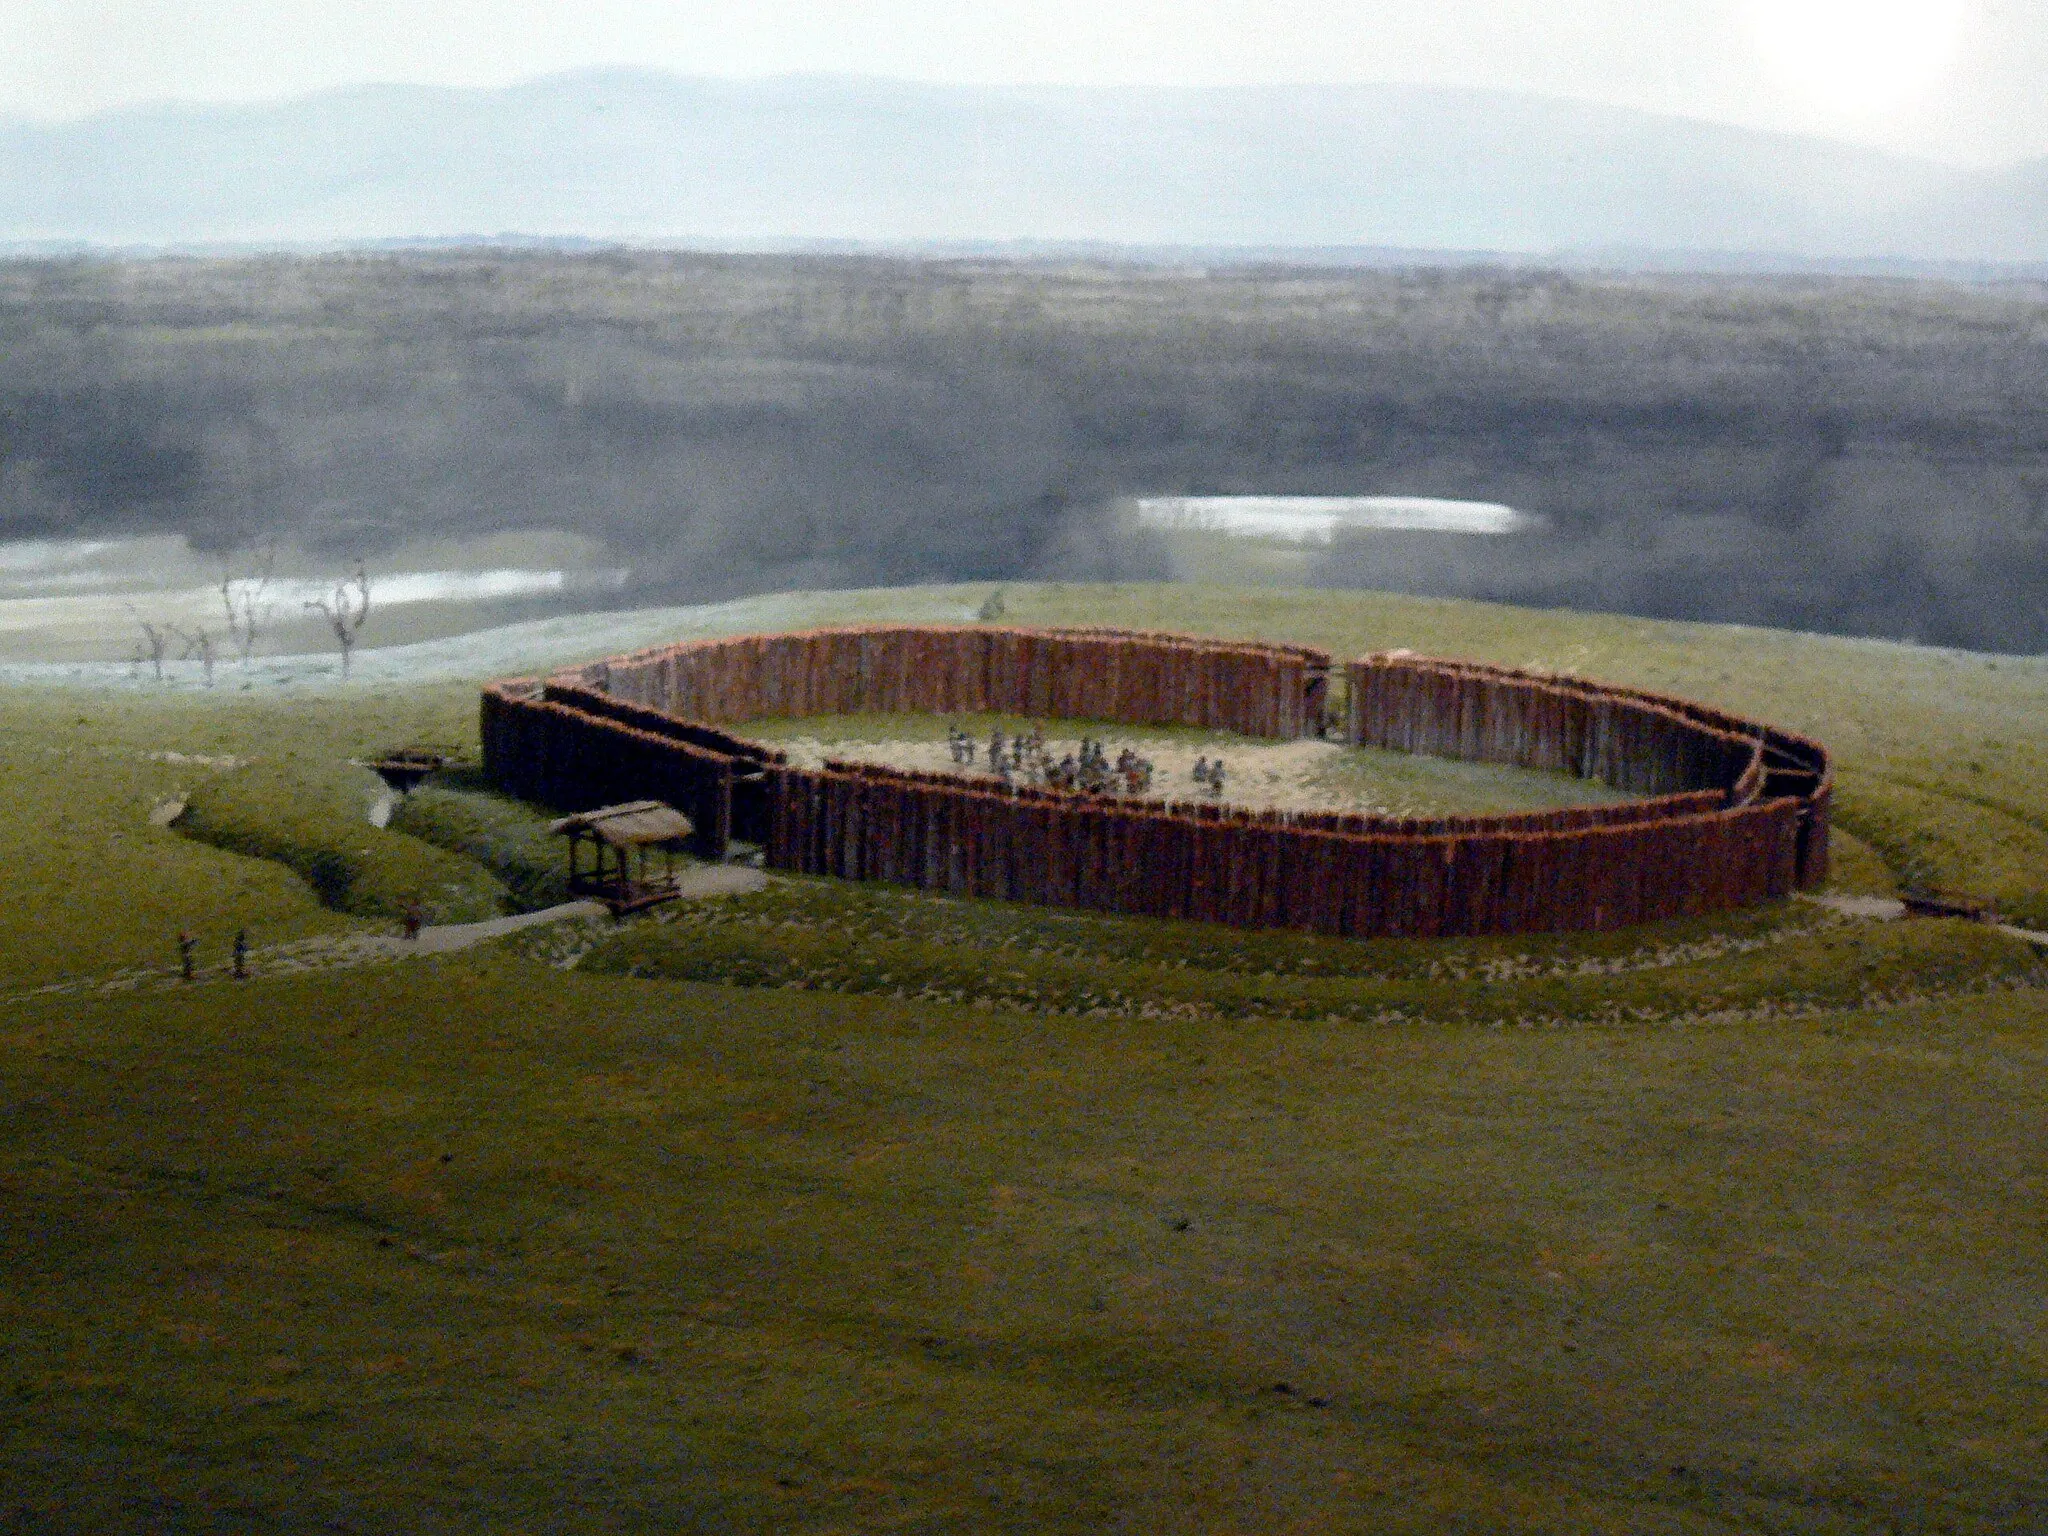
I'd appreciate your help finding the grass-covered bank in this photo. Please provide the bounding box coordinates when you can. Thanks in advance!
[180,758,505,924]
[572,874,2044,1028]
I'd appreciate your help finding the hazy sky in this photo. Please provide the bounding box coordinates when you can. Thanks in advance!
[6,0,2045,165]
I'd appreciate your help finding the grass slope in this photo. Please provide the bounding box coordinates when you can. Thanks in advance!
[6,963,2048,1532]
[2,582,2045,1531]
[575,876,2042,1028]
[0,686,474,989]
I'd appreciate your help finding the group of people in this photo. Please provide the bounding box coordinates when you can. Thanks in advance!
[1048,738,1158,795]
[946,724,1164,796]
[948,723,1047,768]
[937,723,1247,800]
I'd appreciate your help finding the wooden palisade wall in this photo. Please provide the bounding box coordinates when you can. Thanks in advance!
[481,626,1830,935]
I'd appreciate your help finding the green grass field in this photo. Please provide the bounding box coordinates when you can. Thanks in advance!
[3,582,2046,1533]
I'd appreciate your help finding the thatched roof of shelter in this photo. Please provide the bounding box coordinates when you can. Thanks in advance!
[547,800,693,848]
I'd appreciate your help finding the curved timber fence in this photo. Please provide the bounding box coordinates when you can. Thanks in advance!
[481,624,1830,938]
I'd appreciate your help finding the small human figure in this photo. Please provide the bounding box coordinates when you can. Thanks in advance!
[1209,758,1227,796]
[402,899,424,942]
[232,928,249,980]
[1193,754,1210,786]
[988,727,1006,771]
[177,930,197,983]
[1057,752,1078,790]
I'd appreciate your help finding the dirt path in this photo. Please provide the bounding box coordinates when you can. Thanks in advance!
[2,866,768,1005]
[1797,892,2048,948]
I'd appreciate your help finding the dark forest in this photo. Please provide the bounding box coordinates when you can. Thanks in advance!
[2,249,2044,651]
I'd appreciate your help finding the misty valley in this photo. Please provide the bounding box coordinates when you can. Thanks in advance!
[3,248,2045,659]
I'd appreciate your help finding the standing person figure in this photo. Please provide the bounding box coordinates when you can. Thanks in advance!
[988,726,1006,774]
[177,930,197,983]
[1193,754,1210,787]
[402,899,424,942]
[232,928,249,980]
[1209,759,1227,797]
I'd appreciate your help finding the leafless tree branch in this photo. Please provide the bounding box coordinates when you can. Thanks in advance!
[304,562,371,678]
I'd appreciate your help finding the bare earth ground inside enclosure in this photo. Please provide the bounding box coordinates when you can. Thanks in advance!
[4,581,2048,1532]
[743,712,1639,818]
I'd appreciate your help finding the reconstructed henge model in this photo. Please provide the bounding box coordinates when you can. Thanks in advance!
[482,625,1830,938]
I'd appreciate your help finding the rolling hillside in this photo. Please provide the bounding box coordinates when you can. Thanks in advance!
[4,581,2047,1531]
[5,69,2044,262]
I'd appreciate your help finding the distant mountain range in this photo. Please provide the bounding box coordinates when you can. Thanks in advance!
[3,69,2044,265]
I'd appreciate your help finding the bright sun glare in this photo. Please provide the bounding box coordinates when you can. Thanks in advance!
[1738,0,1965,116]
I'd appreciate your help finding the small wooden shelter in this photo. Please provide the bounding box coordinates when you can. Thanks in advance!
[549,800,694,914]
[363,745,466,796]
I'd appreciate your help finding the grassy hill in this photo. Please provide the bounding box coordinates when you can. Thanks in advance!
[2,583,2045,1533]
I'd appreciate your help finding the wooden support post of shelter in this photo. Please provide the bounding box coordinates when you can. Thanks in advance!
[549,800,694,915]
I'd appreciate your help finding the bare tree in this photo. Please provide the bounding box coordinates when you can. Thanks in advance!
[305,563,371,679]
[219,539,279,664]
[128,608,172,682]
[175,624,218,687]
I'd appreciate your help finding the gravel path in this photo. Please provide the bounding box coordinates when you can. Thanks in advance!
[2,866,768,1005]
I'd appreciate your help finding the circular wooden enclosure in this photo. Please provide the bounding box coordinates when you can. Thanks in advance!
[481,625,1830,938]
